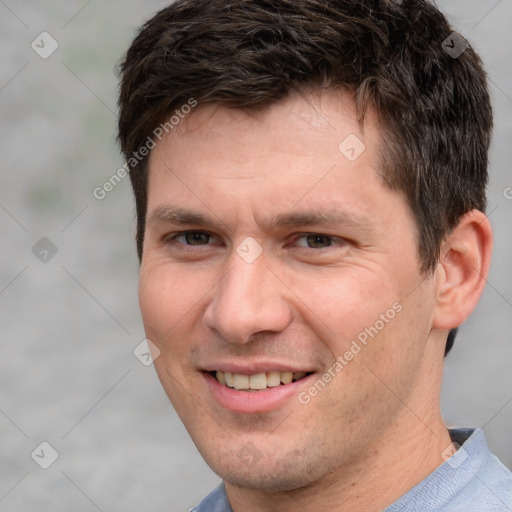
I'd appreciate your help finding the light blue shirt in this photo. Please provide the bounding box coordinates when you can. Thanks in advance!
[192,429,512,512]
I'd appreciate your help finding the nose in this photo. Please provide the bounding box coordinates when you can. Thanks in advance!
[203,249,293,344]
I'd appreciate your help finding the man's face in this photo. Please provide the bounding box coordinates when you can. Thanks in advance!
[139,92,439,491]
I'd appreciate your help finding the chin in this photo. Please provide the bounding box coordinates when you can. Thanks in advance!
[199,443,328,493]
[220,465,319,493]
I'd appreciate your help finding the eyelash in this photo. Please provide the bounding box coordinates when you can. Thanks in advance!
[166,231,345,250]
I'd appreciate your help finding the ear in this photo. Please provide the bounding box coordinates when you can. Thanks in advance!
[432,210,493,330]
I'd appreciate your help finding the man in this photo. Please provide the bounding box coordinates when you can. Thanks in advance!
[117,0,512,510]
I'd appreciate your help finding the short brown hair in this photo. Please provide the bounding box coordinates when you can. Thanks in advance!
[117,0,493,351]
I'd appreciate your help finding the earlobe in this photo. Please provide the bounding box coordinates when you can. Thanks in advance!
[432,210,493,331]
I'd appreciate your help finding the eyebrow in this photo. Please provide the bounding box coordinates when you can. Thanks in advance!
[147,206,214,227]
[271,211,374,230]
[146,206,374,232]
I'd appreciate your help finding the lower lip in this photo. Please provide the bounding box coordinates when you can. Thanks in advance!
[202,372,314,413]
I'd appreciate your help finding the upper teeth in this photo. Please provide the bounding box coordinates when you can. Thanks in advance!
[216,371,308,390]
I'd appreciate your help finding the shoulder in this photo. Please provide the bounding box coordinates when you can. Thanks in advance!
[448,430,512,511]
[386,428,512,512]
[450,428,512,510]
[192,482,232,512]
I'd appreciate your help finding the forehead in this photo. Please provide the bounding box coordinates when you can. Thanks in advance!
[145,91,407,233]
[159,90,380,167]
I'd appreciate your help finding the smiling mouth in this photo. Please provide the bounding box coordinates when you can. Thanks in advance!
[209,370,313,391]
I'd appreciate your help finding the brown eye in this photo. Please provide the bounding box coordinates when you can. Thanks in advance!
[307,235,333,248]
[295,234,335,249]
[175,231,212,245]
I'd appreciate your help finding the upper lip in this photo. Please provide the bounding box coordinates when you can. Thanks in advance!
[201,361,316,374]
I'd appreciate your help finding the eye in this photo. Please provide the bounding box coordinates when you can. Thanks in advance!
[294,234,341,249]
[172,231,213,246]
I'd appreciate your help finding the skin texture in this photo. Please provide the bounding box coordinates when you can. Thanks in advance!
[139,91,492,512]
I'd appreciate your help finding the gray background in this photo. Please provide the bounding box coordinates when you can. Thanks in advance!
[0,1,510,511]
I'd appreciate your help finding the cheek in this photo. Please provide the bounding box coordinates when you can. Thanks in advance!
[138,263,208,407]
[291,266,428,395]
[138,261,207,345]
[332,279,434,406]
[291,267,400,347]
